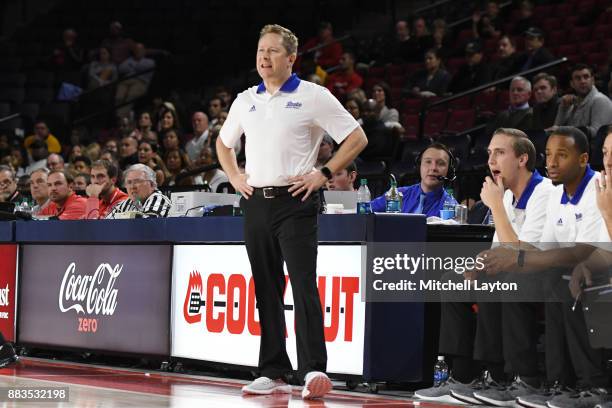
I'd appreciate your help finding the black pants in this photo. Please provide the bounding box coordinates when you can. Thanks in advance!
[242,192,326,381]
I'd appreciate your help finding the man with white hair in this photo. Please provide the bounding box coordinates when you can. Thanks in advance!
[485,76,533,138]
[106,163,171,218]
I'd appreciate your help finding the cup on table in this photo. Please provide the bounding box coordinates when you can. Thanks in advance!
[454,204,468,224]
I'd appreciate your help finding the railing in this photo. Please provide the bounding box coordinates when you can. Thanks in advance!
[417,57,569,138]
[447,1,512,29]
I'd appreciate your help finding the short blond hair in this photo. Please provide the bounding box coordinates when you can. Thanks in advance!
[259,24,298,55]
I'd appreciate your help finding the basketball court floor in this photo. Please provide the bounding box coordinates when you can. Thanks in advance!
[0,358,469,407]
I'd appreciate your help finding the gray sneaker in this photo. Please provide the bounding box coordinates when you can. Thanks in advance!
[594,402,612,408]
[517,383,576,408]
[414,376,469,404]
[450,370,502,405]
[473,376,540,407]
[547,388,610,408]
[241,376,292,395]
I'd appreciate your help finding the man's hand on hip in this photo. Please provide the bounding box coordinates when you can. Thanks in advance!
[229,173,254,198]
[288,170,327,201]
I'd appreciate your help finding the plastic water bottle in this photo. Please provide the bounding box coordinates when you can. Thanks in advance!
[356,179,372,214]
[433,355,449,386]
[385,175,403,213]
[443,188,456,219]
[487,210,495,226]
[232,192,243,216]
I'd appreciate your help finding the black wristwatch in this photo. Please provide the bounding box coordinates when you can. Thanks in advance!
[517,249,525,268]
[320,166,333,180]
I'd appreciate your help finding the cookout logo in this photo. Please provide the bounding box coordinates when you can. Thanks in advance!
[183,270,359,342]
[0,284,9,319]
[58,262,121,333]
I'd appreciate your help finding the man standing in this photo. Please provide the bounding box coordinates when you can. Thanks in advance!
[38,170,87,220]
[216,24,367,399]
[85,160,128,219]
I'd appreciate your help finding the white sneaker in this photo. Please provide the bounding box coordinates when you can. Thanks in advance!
[302,371,332,399]
[241,377,292,395]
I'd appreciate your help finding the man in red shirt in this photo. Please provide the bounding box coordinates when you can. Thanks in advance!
[85,160,128,219]
[38,170,87,220]
[301,21,343,69]
[325,51,363,100]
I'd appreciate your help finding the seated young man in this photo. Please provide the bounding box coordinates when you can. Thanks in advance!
[370,143,456,215]
[415,128,553,404]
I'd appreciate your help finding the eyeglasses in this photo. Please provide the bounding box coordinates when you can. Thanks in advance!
[125,178,146,187]
[0,180,13,187]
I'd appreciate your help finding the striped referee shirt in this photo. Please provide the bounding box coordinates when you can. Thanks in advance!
[106,190,171,219]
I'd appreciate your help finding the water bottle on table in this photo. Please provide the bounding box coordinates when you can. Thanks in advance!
[433,355,449,386]
[385,175,402,213]
[356,179,371,214]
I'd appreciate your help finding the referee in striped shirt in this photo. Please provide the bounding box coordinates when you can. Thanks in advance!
[107,163,171,218]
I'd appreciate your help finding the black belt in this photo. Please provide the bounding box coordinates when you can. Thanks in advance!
[252,186,293,198]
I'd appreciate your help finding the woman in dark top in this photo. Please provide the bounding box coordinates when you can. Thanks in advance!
[406,49,451,98]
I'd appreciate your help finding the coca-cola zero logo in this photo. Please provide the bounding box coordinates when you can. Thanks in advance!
[58,262,121,333]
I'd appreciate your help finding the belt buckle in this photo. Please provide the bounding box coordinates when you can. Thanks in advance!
[263,187,275,199]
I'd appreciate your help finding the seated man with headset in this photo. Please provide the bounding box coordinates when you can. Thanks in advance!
[370,142,457,215]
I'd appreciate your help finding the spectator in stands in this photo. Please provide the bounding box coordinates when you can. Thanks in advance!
[29,168,50,216]
[345,99,362,123]
[99,149,118,164]
[104,139,119,155]
[519,27,554,72]
[17,175,31,201]
[472,1,502,39]
[531,73,559,129]
[301,21,343,69]
[88,47,118,89]
[72,155,91,175]
[52,28,84,72]
[24,120,61,155]
[493,36,522,80]
[138,141,167,186]
[448,41,492,94]
[164,149,193,186]
[372,82,399,124]
[407,17,435,63]
[512,1,535,36]
[119,135,139,170]
[84,159,128,219]
[116,43,156,118]
[431,20,453,60]
[370,143,456,214]
[101,21,135,65]
[84,143,101,162]
[6,146,26,177]
[107,164,171,218]
[327,161,357,191]
[0,165,22,203]
[386,20,412,63]
[346,88,367,105]
[162,129,181,152]
[46,153,64,171]
[554,64,612,138]
[38,170,87,219]
[129,111,157,143]
[325,51,363,100]
[485,76,533,138]
[194,146,229,192]
[359,99,394,161]
[25,140,49,175]
[215,85,233,108]
[157,105,181,134]
[185,111,209,162]
[316,135,335,169]
[73,173,90,191]
[299,54,328,85]
[406,48,451,97]
[207,97,225,129]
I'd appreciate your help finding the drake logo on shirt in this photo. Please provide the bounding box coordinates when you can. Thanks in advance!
[285,101,302,109]
[248,105,256,112]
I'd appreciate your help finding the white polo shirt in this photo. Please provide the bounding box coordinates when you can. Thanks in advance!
[219,74,359,187]
[492,170,554,243]
[539,166,604,244]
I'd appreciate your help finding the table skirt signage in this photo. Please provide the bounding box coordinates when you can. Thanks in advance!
[171,245,366,375]
[18,245,172,355]
[0,245,17,341]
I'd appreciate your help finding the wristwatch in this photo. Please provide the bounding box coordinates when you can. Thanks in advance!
[320,166,333,180]
[517,249,525,268]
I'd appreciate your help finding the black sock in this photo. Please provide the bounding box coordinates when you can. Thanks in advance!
[486,362,505,383]
[452,356,475,383]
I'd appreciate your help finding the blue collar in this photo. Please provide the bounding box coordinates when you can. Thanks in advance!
[560,165,595,205]
[256,73,301,94]
[509,102,530,111]
[515,170,544,210]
